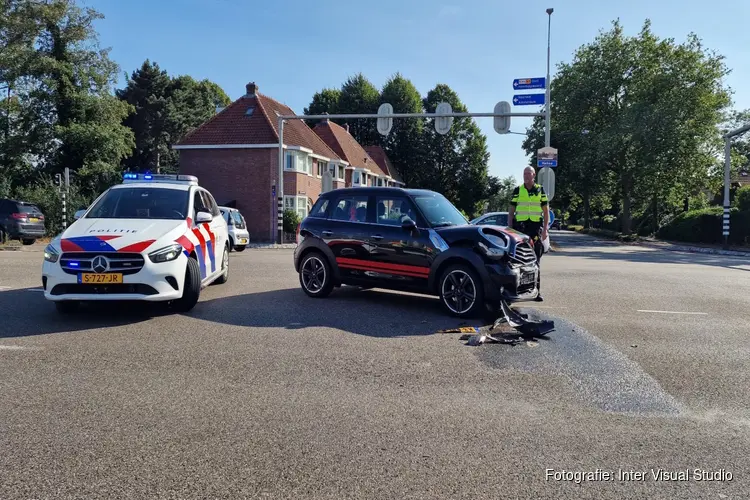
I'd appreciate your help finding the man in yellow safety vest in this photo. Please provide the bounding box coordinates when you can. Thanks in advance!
[508,166,549,302]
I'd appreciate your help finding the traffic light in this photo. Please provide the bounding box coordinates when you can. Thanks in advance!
[54,173,62,186]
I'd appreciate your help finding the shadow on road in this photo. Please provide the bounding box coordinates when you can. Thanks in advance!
[1,286,494,340]
[552,232,750,271]
[0,288,161,339]
[188,286,494,338]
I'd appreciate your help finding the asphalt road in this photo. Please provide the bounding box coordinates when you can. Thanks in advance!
[1,233,748,499]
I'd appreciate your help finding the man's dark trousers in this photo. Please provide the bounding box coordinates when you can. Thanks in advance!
[513,220,544,298]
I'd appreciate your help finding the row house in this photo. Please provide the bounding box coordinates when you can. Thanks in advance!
[173,82,404,242]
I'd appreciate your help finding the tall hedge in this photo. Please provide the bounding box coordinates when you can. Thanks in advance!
[656,207,750,245]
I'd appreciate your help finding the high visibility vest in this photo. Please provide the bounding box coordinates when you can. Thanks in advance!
[512,183,547,222]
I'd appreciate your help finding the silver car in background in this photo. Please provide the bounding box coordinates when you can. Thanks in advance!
[219,206,249,252]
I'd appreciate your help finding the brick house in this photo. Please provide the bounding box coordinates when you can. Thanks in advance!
[363,145,405,187]
[312,120,405,188]
[173,82,350,242]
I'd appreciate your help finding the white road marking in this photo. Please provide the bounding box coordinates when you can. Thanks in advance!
[637,309,708,315]
[0,345,27,350]
[26,288,44,292]
[0,286,11,290]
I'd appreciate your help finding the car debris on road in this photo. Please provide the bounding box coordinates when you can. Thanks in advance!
[463,299,556,346]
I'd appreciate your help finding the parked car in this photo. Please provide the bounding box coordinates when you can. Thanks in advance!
[41,173,230,314]
[293,187,540,318]
[0,198,46,245]
[219,206,249,252]
[470,211,509,227]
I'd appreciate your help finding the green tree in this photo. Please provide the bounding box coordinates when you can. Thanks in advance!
[337,73,380,145]
[303,88,340,128]
[379,73,424,187]
[486,175,517,212]
[24,0,134,195]
[525,19,732,234]
[115,60,171,173]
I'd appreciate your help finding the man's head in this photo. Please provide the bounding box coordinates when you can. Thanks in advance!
[523,167,535,187]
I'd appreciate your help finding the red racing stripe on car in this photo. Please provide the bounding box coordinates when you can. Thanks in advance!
[118,239,156,253]
[337,262,428,279]
[202,223,215,247]
[335,257,430,276]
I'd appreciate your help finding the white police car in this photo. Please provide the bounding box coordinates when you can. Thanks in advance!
[42,173,229,314]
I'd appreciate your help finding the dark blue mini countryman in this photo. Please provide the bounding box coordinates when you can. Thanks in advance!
[293,187,540,318]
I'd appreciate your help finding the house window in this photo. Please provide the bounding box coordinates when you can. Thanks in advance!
[284,195,309,219]
[337,165,345,180]
[317,160,327,177]
[352,170,362,186]
[284,151,310,174]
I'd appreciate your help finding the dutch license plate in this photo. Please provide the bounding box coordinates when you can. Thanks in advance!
[78,273,123,284]
[239,238,248,244]
[28,217,39,222]
[520,272,535,285]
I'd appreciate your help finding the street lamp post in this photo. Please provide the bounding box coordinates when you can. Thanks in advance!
[545,8,553,148]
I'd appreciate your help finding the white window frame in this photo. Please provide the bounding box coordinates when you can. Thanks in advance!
[317,160,327,178]
[284,195,309,219]
[284,150,310,174]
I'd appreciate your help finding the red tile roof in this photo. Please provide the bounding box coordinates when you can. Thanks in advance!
[312,121,386,177]
[364,145,404,184]
[175,84,340,160]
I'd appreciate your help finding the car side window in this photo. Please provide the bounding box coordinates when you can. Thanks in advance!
[330,195,368,222]
[481,216,498,225]
[193,191,208,218]
[375,197,417,226]
[308,198,329,218]
[200,191,220,217]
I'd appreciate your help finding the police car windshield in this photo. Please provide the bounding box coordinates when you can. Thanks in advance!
[86,187,189,220]
[413,193,468,228]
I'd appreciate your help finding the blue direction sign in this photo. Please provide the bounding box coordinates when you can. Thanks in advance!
[548,209,555,229]
[513,77,546,90]
[537,159,558,167]
[513,93,545,106]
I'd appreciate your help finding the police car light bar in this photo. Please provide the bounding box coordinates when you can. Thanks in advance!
[122,173,199,185]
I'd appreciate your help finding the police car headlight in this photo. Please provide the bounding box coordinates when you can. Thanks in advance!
[148,244,182,263]
[44,244,59,263]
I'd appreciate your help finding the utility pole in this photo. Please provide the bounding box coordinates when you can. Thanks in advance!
[545,8,554,147]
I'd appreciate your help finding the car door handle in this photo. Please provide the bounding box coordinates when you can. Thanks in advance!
[322,230,333,237]
[372,234,383,240]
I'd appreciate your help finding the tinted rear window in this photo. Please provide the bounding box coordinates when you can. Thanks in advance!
[17,203,41,214]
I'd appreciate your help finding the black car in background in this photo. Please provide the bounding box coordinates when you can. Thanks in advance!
[293,187,540,318]
[0,198,46,245]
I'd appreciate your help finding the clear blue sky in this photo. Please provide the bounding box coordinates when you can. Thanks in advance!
[86,0,750,185]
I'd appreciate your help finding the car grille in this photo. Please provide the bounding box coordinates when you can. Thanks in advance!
[59,252,145,275]
[511,242,537,266]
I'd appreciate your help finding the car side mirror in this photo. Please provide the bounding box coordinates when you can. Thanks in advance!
[196,211,213,223]
[401,216,417,231]
[74,209,86,220]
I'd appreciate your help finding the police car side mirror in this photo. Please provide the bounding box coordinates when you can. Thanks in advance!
[196,211,213,223]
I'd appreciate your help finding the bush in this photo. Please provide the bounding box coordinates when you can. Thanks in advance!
[736,185,750,212]
[656,207,750,245]
[283,209,301,234]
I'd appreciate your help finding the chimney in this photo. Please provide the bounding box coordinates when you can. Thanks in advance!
[245,82,258,97]
[345,123,350,133]
[323,111,329,123]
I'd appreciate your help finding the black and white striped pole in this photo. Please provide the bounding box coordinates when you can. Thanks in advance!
[275,106,544,244]
[722,122,750,249]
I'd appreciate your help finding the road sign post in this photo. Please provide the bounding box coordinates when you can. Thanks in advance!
[537,166,555,202]
[548,209,555,229]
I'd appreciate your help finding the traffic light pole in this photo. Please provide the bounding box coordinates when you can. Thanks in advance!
[275,108,545,244]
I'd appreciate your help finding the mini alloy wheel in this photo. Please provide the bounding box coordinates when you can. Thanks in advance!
[299,252,333,298]
[439,264,484,318]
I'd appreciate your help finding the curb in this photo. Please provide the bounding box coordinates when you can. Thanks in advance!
[569,231,750,258]
[634,240,750,258]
